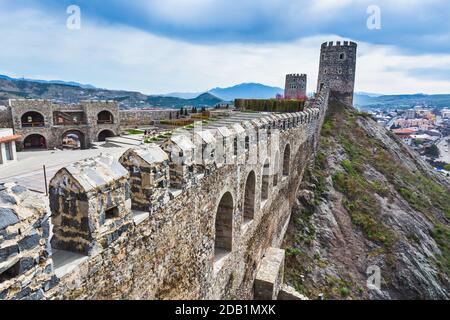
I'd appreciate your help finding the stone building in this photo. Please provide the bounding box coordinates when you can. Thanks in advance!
[9,99,120,150]
[317,41,357,105]
[119,146,170,213]
[0,129,19,165]
[49,155,132,255]
[284,74,307,99]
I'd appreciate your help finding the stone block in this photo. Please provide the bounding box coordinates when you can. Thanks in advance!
[0,244,19,261]
[254,247,285,300]
[0,208,19,230]
[18,231,40,252]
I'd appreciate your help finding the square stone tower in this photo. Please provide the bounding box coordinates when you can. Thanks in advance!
[317,41,357,105]
[284,74,307,100]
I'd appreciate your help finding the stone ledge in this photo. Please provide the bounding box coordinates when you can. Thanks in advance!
[254,247,285,300]
[53,249,88,279]
[132,210,149,225]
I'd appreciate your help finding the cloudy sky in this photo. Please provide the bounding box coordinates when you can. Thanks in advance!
[1,0,449,95]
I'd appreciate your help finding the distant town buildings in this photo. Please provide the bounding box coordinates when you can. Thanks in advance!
[441,108,450,119]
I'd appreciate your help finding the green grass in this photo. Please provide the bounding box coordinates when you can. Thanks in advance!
[127,129,144,135]
[431,224,450,275]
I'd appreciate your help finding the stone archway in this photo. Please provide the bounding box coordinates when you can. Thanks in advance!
[23,134,47,150]
[243,171,256,223]
[62,130,86,149]
[98,129,115,142]
[215,192,234,259]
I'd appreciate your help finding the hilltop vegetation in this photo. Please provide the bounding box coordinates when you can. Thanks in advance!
[283,101,450,299]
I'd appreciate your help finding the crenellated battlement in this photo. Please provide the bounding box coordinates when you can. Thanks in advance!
[321,40,357,48]
[285,73,307,79]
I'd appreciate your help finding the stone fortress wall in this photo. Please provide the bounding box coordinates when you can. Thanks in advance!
[0,87,329,300]
[317,41,357,106]
[284,74,307,99]
[1,41,356,300]
[119,109,180,128]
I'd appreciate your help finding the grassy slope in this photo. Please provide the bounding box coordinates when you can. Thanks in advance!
[283,101,450,299]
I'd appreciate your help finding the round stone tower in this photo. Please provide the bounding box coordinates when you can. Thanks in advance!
[317,41,357,105]
[284,74,307,99]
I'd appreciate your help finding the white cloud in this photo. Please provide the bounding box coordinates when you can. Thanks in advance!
[0,4,449,95]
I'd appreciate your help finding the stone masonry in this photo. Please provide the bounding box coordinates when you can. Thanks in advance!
[0,86,329,300]
[0,40,355,300]
[284,74,307,99]
[317,41,357,106]
[9,100,120,150]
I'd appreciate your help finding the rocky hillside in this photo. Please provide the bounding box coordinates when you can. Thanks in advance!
[283,101,450,300]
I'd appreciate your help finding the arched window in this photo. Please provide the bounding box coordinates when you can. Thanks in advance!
[215,192,234,258]
[283,144,291,176]
[243,171,256,223]
[62,130,85,149]
[21,112,45,128]
[261,160,270,201]
[97,111,114,124]
[245,136,250,151]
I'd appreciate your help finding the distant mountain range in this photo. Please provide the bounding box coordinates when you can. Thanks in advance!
[354,93,450,109]
[162,83,284,101]
[1,73,449,110]
[145,92,223,108]
[209,83,284,100]
[0,74,96,89]
[0,74,224,109]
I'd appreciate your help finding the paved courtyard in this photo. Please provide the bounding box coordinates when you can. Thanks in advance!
[0,146,128,193]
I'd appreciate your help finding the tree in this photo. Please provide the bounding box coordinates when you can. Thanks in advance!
[424,144,440,158]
